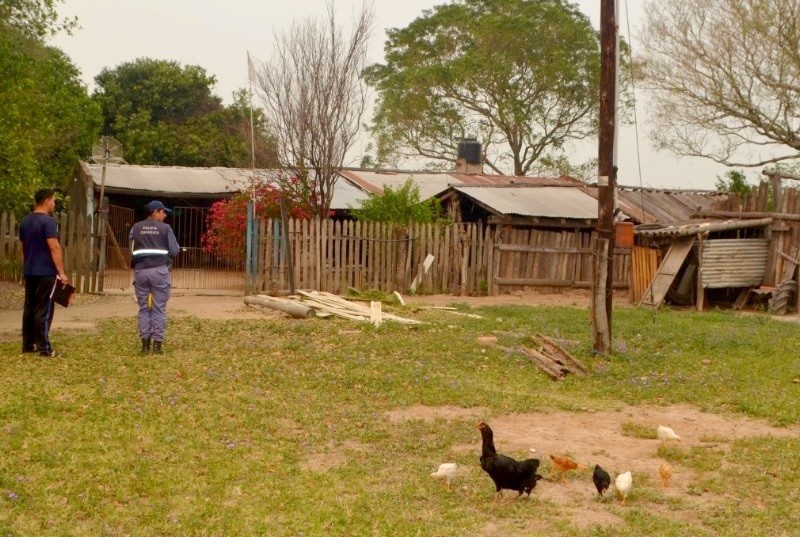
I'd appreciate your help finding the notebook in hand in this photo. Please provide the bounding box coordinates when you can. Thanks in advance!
[53,281,76,307]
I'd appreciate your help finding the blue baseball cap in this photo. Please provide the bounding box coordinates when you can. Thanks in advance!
[145,200,172,214]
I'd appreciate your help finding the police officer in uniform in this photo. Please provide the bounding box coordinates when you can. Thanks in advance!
[129,200,180,354]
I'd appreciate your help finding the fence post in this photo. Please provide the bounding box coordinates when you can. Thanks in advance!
[96,197,109,292]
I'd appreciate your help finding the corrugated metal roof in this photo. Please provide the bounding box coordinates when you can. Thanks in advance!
[85,163,253,194]
[331,177,370,209]
[449,173,581,186]
[612,186,728,224]
[338,170,454,200]
[338,169,580,200]
[82,162,369,210]
[453,185,598,219]
[635,218,773,237]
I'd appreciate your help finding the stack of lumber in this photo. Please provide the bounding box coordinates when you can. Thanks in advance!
[519,334,589,380]
[297,291,421,324]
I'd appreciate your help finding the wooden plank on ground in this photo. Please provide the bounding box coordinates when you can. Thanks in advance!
[519,345,565,380]
[534,334,588,376]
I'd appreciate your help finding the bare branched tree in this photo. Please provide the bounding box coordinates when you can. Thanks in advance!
[255,2,373,216]
[640,0,800,167]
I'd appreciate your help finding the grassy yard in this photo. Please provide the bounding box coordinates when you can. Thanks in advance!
[1,303,799,536]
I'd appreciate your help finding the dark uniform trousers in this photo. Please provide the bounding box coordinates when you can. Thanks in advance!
[22,275,57,353]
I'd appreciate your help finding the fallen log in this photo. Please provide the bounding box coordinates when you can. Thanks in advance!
[244,295,316,319]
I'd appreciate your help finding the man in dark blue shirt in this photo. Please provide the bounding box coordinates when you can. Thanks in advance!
[19,189,69,357]
[129,200,180,354]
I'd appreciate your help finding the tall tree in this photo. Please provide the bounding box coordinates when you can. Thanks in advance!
[365,0,601,176]
[640,0,800,167]
[0,0,76,39]
[0,1,100,216]
[93,59,277,167]
[253,2,374,217]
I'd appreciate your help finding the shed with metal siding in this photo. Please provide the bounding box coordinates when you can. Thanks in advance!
[700,239,770,288]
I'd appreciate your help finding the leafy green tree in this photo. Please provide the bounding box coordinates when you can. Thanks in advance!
[715,170,753,195]
[365,0,601,176]
[93,59,277,167]
[350,179,443,223]
[0,0,76,39]
[0,4,100,216]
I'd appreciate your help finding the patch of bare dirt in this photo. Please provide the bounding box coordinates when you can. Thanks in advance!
[386,404,800,532]
[0,285,609,343]
[0,285,282,342]
[404,288,607,309]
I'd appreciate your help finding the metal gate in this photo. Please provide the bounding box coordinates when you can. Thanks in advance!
[103,205,245,292]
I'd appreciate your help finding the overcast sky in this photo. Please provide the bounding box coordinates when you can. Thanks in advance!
[49,0,733,190]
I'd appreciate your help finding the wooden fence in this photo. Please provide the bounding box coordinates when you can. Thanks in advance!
[0,210,101,293]
[3,211,633,296]
[0,211,22,281]
[257,218,631,296]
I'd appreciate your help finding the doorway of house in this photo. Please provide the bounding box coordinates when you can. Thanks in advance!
[103,205,245,292]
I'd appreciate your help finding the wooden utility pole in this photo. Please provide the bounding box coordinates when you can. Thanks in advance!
[592,0,618,355]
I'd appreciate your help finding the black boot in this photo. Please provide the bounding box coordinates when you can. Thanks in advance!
[153,340,163,354]
[141,338,151,354]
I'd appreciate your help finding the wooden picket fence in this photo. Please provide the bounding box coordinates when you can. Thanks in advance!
[257,219,489,295]
[256,218,632,296]
[0,211,22,282]
[0,210,102,293]
[3,210,633,296]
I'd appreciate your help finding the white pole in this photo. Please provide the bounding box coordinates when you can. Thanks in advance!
[248,52,257,202]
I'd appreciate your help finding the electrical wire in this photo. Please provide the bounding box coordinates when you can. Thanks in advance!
[623,0,657,320]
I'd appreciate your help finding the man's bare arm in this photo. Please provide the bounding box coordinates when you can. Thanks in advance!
[46,237,68,283]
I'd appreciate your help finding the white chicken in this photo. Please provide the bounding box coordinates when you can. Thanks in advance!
[615,471,632,505]
[657,425,682,443]
[430,463,458,492]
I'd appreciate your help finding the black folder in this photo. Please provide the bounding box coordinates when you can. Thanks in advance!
[53,281,76,307]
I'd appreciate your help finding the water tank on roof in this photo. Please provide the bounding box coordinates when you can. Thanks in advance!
[457,138,482,165]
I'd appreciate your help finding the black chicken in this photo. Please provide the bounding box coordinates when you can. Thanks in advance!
[477,422,542,499]
[592,464,611,497]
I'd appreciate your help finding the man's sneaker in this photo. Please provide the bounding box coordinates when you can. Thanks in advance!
[39,350,57,358]
[22,346,37,354]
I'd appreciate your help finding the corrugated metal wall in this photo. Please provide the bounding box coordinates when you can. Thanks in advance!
[700,239,769,288]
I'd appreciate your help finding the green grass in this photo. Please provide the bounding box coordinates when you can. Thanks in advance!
[1,304,799,535]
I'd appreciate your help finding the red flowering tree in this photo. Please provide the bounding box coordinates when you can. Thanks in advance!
[202,182,312,264]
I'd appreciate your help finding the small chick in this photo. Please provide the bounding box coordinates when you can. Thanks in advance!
[659,462,673,488]
[549,454,581,482]
[592,464,611,497]
[657,425,681,444]
[430,463,458,492]
[615,471,632,505]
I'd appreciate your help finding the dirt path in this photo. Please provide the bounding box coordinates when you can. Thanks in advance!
[0,282,609,342]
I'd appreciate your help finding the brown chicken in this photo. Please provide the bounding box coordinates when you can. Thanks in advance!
[659,462,673,488]
[549,454,582,482]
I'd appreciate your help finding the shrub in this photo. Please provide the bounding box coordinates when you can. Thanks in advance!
[201,182,312,264]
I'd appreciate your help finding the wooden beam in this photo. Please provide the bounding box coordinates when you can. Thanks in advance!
[493,277,628,289]
[762,169,800,181]
[693,210,800,221]
[487,216,595,228]
[244,295,316,318]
